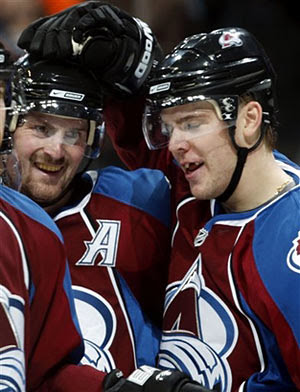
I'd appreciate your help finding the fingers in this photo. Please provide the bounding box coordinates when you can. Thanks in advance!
[73,5,125,42]
[17,16,52,50]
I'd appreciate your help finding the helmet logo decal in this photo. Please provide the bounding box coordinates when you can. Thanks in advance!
[0,54,5,63]
[218,31,243,49]
[49,89,85,101]
[149,82,171,95]
[219,97,237,121]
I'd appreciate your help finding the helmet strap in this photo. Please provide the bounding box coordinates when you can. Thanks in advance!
[217,123,266,203]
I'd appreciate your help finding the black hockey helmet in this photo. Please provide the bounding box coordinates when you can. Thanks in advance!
[14,54,105,159]
[143,27,278,202]
[143,27,277,150]
[0,43,26,155]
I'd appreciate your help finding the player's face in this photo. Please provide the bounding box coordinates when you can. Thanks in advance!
[13,111,88,205]
[164,101,237,200]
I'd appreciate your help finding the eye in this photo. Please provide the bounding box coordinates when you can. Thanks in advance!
[64,129,85,145]
[161,122,173,137]
[33,124,49,137]
[183,121,203,131]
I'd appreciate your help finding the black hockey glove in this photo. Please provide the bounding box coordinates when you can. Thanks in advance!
[103,366,216,392]
[17,1,163,95]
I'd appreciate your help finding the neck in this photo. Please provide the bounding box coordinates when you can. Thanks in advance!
[43,188,73,216]
[223,149,293,212]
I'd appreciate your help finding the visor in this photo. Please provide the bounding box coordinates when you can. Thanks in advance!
[0,149,21,190]
[143,94,238,150]
[18,102,105,159]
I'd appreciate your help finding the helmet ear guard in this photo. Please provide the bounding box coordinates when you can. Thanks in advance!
[85,119,105,159]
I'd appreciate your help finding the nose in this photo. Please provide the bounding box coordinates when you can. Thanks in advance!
[168,128,190,154]
[42,134,66,160]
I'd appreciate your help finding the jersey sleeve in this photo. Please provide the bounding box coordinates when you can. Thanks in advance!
[0,212,30,391]
[38,364,105,391]
[234,197,300,388]
[0,205,88,390]
[104,95,191,211]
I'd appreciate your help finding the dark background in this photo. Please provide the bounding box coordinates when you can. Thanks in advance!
[1,0,299,167]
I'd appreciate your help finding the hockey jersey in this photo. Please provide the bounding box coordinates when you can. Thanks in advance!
[0,184,84,391]
[105,97,300,391]
[51,165,171,382]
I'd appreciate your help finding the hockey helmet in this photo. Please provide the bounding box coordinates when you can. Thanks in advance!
[0,44,26,155]
[143,27,277,150]
[14,54,105,159]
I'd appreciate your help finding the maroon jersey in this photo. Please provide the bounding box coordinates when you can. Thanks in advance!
[105,98,300,391]
[51,166,171,378]
[0,185,86,390]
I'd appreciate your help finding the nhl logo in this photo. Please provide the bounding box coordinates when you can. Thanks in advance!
[194,227,208,247]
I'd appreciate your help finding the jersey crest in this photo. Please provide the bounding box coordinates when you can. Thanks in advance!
[287,230,300,274]
[73,285,117,371]
[159,256,238,391]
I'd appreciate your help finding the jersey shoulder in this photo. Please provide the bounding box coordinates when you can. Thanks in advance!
[251,187,300,339]
[90,166,171,226]
[0,185,63,241]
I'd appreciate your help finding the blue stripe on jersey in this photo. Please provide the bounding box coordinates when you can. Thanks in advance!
[116,271,161,367]
[273,149,300,170]
[63,262,85,364]
[0,185,64,242]
[9,298,24,312]
[92,166,171,227]
[239,293,295,391]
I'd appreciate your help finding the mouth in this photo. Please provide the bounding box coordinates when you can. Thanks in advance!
[182,162,204,175]
[35,162,64,174]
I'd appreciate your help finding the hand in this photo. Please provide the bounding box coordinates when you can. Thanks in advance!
[18,1,109,58]
[103,366,216,392]
[18,1,163,95]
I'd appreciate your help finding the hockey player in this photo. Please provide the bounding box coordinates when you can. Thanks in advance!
[17,4,300,391]
[0,43,100,391]
[9,30,214,392]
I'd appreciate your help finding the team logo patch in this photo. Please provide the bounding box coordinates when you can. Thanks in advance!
[286,231,300,273]
[218,31,243,49]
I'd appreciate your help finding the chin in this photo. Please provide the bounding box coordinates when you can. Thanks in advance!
[22,185,57,205]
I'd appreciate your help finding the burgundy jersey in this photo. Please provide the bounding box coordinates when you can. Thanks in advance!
[105,98,300,391]
[0,185,84,391]
[51,166,171,378]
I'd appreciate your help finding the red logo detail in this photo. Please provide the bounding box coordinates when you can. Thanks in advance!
[218,31,243,49]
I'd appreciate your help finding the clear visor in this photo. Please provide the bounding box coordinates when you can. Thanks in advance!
[142,96,235,150]
[0,69,27,115]
[0,149,22,190]
[17,102,105,158]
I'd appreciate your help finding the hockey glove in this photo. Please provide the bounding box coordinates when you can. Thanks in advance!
[17,1,163,95]
[103,366,216,392]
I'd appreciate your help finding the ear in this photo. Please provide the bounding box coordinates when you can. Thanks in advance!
[236,101,263,147]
